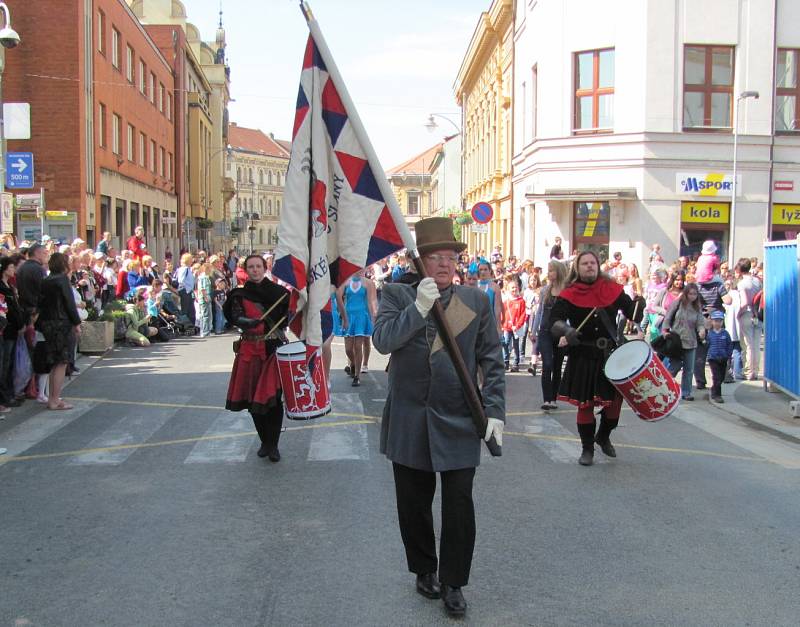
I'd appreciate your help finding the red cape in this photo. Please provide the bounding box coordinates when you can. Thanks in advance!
[559,278,623,308]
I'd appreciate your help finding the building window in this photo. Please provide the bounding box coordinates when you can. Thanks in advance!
[683,45,734,129]
[237,167,241,182]
[150,140,156,173]
[159,83,165,113]
[127,124,135,161]
[267,199,272,215]
[139,132,146,167]
[139,61,146,94]
[149,73,156,103]
[573,202,610,261]
[276,199,281,214]
[167,152,173,180]
[777,48,800,132]
[112,113,121,155]
[259,170,264,185]
[97,10,106,54]
[573,48,614,133]
[159,147,165,177]
[408,193,420,215]
[111,27,120,69]
[166,93,172,121]
[531,64,538,140]
[98,103,106,148]
[276,172,282,186]
[126,45,134,82]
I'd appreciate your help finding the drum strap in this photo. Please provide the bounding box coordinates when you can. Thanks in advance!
[596,308,626,348]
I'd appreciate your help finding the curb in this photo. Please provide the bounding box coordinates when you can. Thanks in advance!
[708,380,800,445]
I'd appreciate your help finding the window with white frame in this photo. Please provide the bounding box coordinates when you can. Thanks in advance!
[111,27,120,69]
[139,132,146,167]
[127,124,135,161]
[573,48,614,133]
[112,113,121,154]
[126,45,134,82]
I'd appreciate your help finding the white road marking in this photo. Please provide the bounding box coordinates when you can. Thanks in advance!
[0,403,97,459]
[676,405,800,469]
[308,393,370,461]
[68,399,187,465]
[184,411,255,464]
[524,416,607,464]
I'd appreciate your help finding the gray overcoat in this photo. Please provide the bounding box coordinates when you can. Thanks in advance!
[372,282,505,472]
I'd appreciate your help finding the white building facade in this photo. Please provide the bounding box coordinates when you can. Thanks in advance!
[512,0,800,270]
[430,134,463,217]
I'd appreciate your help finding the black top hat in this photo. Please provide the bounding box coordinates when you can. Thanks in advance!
[414,217,467,255]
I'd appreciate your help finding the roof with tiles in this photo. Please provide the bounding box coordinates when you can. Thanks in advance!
[386,143,442,176]
[228,123,291,159]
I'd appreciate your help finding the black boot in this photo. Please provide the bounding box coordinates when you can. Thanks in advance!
[577,421,596,466]
[595,413,618,458]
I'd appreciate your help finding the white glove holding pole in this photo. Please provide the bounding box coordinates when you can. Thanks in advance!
[414,277,440,318]
[484,417,504,447]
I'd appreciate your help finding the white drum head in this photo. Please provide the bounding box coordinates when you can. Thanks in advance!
[276,341,306,357]
[604,340,652,381]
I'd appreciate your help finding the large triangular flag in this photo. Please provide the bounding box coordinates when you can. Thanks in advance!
[273,33,405,347]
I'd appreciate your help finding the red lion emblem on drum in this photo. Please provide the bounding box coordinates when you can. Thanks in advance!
[628,363,678,416]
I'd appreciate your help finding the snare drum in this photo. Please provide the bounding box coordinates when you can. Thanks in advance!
[603,340,680,422]
[276,341,331,420]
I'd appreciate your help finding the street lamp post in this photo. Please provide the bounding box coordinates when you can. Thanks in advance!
[0,3,21,210]
[729,90,760,263]
[425,112,462,217]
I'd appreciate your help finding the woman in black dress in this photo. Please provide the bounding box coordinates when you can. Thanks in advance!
[37,252,82,410]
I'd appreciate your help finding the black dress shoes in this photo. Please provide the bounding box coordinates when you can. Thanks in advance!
[257,445,280,461]
[441,584,466,617]
[415,573,441,599]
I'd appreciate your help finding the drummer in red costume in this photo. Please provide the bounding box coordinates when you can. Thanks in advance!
[550,251,645,466]
[224,254,290,462]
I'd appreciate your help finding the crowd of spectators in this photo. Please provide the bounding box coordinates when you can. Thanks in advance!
[0,228,256,418]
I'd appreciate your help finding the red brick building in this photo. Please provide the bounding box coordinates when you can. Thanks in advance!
[3,0,178,256]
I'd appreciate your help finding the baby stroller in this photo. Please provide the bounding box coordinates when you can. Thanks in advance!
[161,290,197,336]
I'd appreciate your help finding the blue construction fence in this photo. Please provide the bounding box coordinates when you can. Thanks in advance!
[764,240,800,398]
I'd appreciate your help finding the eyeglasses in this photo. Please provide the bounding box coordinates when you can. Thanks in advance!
[425,254,458,264]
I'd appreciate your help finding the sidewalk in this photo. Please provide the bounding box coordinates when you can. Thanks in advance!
[710,378,800,444]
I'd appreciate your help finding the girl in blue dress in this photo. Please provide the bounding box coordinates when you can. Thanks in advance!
[336,271,377,387]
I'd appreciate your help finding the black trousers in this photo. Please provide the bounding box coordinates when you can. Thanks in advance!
[178,289,196,325]
[694,340,709,387]
[251,406,283,448]
[391,462,476,588]
[708,358,727,398]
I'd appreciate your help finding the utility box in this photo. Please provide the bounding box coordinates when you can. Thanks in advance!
[763,240,800,400]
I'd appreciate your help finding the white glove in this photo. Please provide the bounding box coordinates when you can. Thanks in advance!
[414,277,440,317]
[484,417,504,447]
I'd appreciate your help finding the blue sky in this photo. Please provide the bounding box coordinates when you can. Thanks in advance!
[185,0,490,168]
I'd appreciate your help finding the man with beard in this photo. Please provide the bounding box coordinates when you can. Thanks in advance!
[551,251,645,466]
[224,254,290,462]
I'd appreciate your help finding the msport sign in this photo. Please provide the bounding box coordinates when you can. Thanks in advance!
[676,172,740,198]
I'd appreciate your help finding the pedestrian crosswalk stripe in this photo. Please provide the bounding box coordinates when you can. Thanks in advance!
[67,399,188,465]
[184,411,255,464]
[523,417,606,464]
[0,402,97,460]
[308,393,370,461]
[675,406,800,469]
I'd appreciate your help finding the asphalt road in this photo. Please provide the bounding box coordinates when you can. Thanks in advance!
[1,334,799,626]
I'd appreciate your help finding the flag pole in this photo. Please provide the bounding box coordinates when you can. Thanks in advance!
[299,2,501,456]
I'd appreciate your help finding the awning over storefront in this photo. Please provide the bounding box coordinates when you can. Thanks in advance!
[524,188,638,201]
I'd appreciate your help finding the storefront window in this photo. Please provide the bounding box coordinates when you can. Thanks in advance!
[679,201,730,261]
[573,201,610,261]
[771,204,800,241]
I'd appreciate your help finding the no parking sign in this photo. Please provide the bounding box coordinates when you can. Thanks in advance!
[471,202,493,224]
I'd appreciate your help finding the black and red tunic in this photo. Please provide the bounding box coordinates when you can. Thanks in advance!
[551,279,644,409]
[223,279,290,415]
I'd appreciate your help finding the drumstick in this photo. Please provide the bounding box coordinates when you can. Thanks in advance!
[264,316,287,339]
[259,293,288,321]
[574,307,597,333]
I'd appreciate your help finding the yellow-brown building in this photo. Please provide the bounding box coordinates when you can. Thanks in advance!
[386,144,441,232]
[453,0,513,255]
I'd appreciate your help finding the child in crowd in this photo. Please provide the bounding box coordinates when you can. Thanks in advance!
[502,280,527,372]
[212,279,227,335]
[706,310,733,403]
[695,240,720,284]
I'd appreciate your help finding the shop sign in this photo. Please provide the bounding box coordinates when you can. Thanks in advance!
[772,204,800,226]
[681,202,730,224]
[676,172,739,197]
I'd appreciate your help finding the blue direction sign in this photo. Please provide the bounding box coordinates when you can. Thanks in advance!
[5,152,34,189]
[471,201,493,224]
